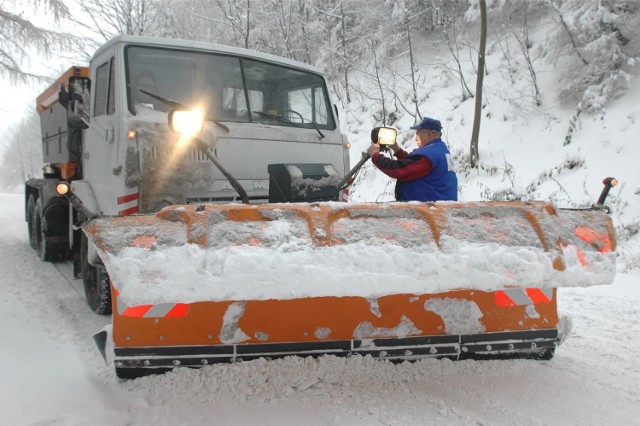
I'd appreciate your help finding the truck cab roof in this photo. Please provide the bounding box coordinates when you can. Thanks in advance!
[92,35,325,75]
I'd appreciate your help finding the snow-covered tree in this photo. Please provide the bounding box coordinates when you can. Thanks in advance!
[75,0,162,44]
[0,0,72,83]
[546,0,639,112]
[0,110,41,191]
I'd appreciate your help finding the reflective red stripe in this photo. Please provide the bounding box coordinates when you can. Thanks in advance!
[117,192,139,215]
[122,305,153,317]
[117,193,139,204]
[526,288,552,304]
[495,288,552,306]
[118,206,139,216]
[494,290,516,307]
[116,297,190,318]
[165,304,189,318]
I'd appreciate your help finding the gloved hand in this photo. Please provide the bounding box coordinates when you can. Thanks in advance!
[367,143,380,157]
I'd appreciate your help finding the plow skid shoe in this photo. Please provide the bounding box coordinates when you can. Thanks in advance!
[84,201,616,378]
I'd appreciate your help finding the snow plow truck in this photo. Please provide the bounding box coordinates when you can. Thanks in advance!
[26,35,617,379]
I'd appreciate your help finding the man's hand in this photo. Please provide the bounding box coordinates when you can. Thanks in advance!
[367,143,380,157]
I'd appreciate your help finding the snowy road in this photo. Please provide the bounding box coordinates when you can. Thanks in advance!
[1,192,639,425]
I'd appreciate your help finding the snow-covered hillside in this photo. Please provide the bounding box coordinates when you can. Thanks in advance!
[343,11,640,271]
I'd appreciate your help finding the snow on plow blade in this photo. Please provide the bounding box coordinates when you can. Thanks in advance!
[84,201,616,378]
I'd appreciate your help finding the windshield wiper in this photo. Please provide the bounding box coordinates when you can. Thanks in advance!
[140,89,229,132]
[252,110,324,139]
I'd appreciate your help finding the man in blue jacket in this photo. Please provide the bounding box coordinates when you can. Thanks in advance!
[367,117,458,202]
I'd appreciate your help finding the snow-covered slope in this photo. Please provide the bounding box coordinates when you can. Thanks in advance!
[343,14,640,271]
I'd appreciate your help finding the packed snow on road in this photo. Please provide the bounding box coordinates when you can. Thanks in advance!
[1,193,639,425]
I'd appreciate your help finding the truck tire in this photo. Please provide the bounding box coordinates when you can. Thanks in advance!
[33,198,68,262]
[81,232,112,315]
[26,195,37,250]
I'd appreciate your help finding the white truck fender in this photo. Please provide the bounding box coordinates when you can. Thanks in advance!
[70,180,101,216]
[70,180,102,265]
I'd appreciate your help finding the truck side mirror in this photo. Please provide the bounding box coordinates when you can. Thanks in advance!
[67,76,91,129]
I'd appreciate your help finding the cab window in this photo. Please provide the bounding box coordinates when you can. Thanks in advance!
[94,58,115,117]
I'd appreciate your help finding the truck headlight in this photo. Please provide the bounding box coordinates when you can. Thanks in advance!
[168,109,204,137]
[56,182,70,195]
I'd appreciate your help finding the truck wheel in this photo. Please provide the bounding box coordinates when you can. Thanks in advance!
[33,198,68,262]
[26,195,37,250]
[81,233,112,315]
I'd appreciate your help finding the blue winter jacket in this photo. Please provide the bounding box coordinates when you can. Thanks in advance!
[396,139,458,202]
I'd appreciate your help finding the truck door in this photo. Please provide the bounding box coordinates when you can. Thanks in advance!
[83,56,121,215]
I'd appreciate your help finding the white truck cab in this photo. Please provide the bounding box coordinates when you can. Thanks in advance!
[27,36,350,313]
[81,35,349,214]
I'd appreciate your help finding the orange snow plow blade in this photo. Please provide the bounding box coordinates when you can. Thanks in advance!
[85,201,616,378]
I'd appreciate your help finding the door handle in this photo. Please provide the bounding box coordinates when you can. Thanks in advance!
[105,128,115,143]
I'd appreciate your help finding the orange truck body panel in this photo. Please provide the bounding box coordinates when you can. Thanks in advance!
[36,66,89,112]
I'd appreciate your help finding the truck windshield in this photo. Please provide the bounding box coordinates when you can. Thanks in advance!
[126,46,336,130]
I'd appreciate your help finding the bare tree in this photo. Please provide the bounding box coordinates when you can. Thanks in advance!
[75,0,161,42]
[469,0,487,168]
[349,54,384,101]
[296,0,312,64]
[339,2,351,103]
[396,2,424,122]
[155,0,208,41]
[368,37,389,125]
[267,0,294,59]
[512,14,541,106]
[444,22,474,102]
[0,0,73,83]
[215,0,251,48]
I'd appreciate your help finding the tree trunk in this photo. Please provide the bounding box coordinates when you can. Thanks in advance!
[519,14,541,106]
[469,0,487,168]
[340,3,351,104]
[405,15,421,121]
[245,0,251,49]
[370,39,387,125]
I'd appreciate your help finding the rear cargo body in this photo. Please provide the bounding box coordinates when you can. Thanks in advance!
[36,66,89,167]
[86,201,616,378]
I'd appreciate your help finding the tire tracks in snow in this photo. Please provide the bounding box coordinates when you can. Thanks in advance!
[0,234,111,378]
